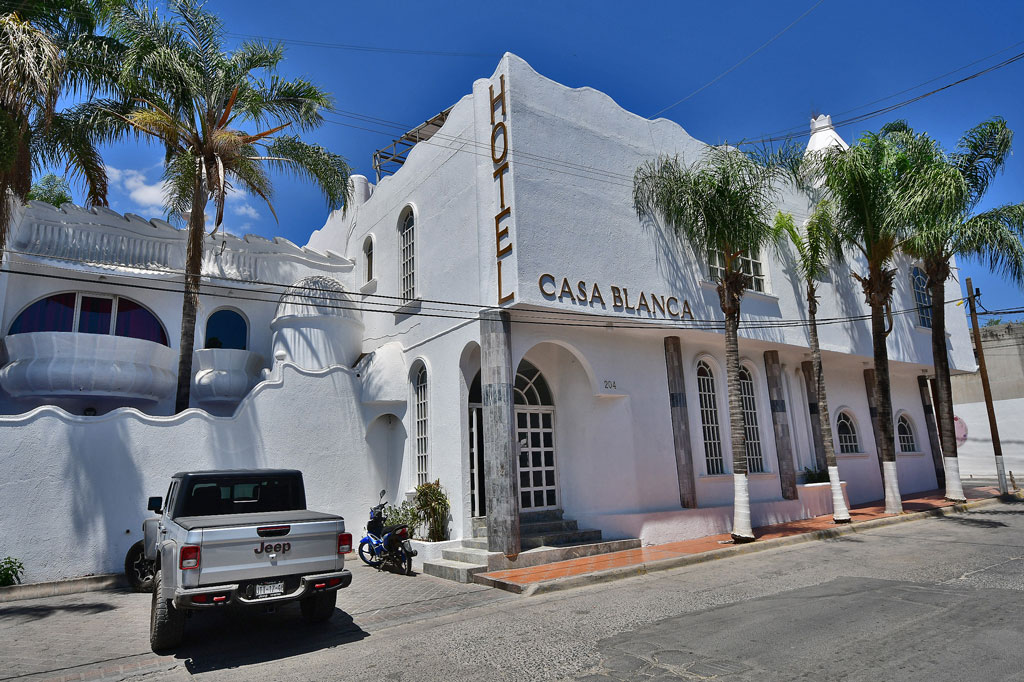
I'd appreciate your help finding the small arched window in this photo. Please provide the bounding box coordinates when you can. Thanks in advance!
[205,309,247,350]
[363,235,374,283]
[897,414,917,453]
[398,210,415,301]
[836,411,859,454]
[413,363,429,485]
[696,360,724,475]
[514,360,553,406]
[8,293,168,346]
[738,366,764,473]
[911,267,932,329]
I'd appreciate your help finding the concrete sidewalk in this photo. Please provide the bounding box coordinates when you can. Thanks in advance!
[476,482,1008,594]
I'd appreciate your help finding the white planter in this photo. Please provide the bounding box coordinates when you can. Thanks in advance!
[0,332,176,401]
[192,349,265,404]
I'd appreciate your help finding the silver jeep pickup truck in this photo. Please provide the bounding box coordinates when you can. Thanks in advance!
[143,469,352,651]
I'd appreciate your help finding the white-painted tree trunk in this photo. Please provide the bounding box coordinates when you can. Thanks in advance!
[731,473,754,541]
[828,465,851,523]
[995,457,1008,495]
[882,460,903,514]
[943,457,966,502]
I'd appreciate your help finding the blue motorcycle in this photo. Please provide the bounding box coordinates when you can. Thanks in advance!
[358,490,417,575]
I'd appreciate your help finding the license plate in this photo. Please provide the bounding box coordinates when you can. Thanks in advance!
[254,581,284,598]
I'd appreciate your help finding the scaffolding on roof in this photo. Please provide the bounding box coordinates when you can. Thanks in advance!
[372,107,453,182]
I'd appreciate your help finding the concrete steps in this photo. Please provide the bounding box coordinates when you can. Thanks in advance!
[422,511,640,585]
[420,558,488,583]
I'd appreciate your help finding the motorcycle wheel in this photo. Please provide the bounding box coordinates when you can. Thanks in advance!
[358,540,383,568]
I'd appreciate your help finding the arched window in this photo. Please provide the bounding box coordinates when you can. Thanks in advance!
[911,267,932,329]
[413,363,429,485]
[514,360,553,406]
[205,309,247,350]
[739,366,764,473]
[897,414,917,453]
[8,293,168,346]
[399,210,415,301]
[836,411,859,454]
[363,235,374,283]
[696,360,724,475]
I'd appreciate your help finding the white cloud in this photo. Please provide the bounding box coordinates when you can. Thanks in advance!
[106,165,169,213]
[232,203,260,220]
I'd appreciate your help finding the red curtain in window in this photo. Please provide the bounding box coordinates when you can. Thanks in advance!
[8,293,76,334]
[114,299,169,346]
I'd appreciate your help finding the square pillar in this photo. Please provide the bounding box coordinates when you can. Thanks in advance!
[664,337,697,508]
[480,310,520,558]
[799,361,827,472]
[862,368,885,469]
[919,376,946,487]
[765,351,798,500]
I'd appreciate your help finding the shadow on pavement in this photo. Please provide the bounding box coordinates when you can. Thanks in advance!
[935,515,1009,529]
[175,604,368,674]
[0,601,117,619]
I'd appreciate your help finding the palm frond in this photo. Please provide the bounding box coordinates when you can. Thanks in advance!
[951,117,1013,210]
[260,135,351,211]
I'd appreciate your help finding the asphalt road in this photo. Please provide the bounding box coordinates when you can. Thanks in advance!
[3,499,1023,682]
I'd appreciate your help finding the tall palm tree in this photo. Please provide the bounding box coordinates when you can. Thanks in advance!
[84,0,352,412]
[893,118,1024,501]
[811,129,916,515]
[635,145,782,542]
[776,204,852,522]
[0,1,121,259]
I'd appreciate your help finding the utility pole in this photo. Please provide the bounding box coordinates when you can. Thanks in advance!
[965,277,1007,494]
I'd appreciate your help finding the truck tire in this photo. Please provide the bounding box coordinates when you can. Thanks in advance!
[300,590,337,623]
[125,540,156,592]
[150,570,185,652]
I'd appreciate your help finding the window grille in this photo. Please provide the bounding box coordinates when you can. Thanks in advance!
[696,360,724,475]
[897,414,917,453]
[836,411,859,454]
[399,211,415,301]
[739,367,764,473]
[414,364,429,485]
[911,267,932,329]
[363,236,374,283]
[708,250,765,293]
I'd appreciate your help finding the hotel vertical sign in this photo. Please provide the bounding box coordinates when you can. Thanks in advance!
[490,75,514,304]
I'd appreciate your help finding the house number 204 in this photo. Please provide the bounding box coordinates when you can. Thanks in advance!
[603,380,617,390]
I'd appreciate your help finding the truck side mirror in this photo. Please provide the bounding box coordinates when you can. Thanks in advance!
[147,496,162,513]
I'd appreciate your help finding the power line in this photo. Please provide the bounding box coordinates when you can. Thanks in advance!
[648,0,826,119]
[0,252,978,333]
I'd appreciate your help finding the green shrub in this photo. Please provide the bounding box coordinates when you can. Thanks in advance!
[802,467,831,484]
[0,556,25,587]
[384,501,423,539]
[415,480,450,542]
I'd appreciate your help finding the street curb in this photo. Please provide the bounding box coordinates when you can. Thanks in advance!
[0,573,128,603]
[516,493,1021,597]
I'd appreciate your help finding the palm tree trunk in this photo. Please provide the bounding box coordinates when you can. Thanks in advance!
[174,179,207,413]
[870,296,903,514]
[721,275,754,542]
[807,282,851,522]
[926,265,965,501]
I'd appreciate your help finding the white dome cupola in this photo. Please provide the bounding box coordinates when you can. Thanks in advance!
[270,276,363,370]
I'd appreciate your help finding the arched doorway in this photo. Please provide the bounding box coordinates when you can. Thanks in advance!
[468,359,557,517]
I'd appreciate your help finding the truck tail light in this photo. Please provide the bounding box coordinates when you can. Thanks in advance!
[180,545,201,570]
[337,533,352,554]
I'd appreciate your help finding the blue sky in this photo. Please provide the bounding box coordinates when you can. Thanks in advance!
[85,0,1024,313]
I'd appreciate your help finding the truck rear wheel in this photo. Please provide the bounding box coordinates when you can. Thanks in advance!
[150,570,185,652]
[300,590,337,623]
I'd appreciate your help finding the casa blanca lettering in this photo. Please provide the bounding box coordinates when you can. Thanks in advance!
[538,274,695,319]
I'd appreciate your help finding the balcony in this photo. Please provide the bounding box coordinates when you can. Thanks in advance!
[0,332,177,403]
[192,348,264,406]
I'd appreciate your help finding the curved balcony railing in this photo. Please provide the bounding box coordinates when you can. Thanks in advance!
[192,349,264,405]
[0,332,177,402]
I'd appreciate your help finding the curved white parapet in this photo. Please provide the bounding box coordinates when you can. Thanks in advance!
[271,276,364,371]
[192,349,265,405]
[0,332,177,401]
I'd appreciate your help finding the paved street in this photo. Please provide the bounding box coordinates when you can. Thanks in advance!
[3,499,1024,681]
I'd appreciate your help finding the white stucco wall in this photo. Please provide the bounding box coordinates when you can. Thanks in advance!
[954,398,1024,480]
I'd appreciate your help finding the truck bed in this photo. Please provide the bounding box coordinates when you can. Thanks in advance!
[175,509,342,531]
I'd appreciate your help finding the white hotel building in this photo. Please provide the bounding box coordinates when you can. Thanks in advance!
[0,55,976,583]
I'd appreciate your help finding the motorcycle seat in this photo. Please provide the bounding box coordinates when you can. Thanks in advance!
[382,524,408,536]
